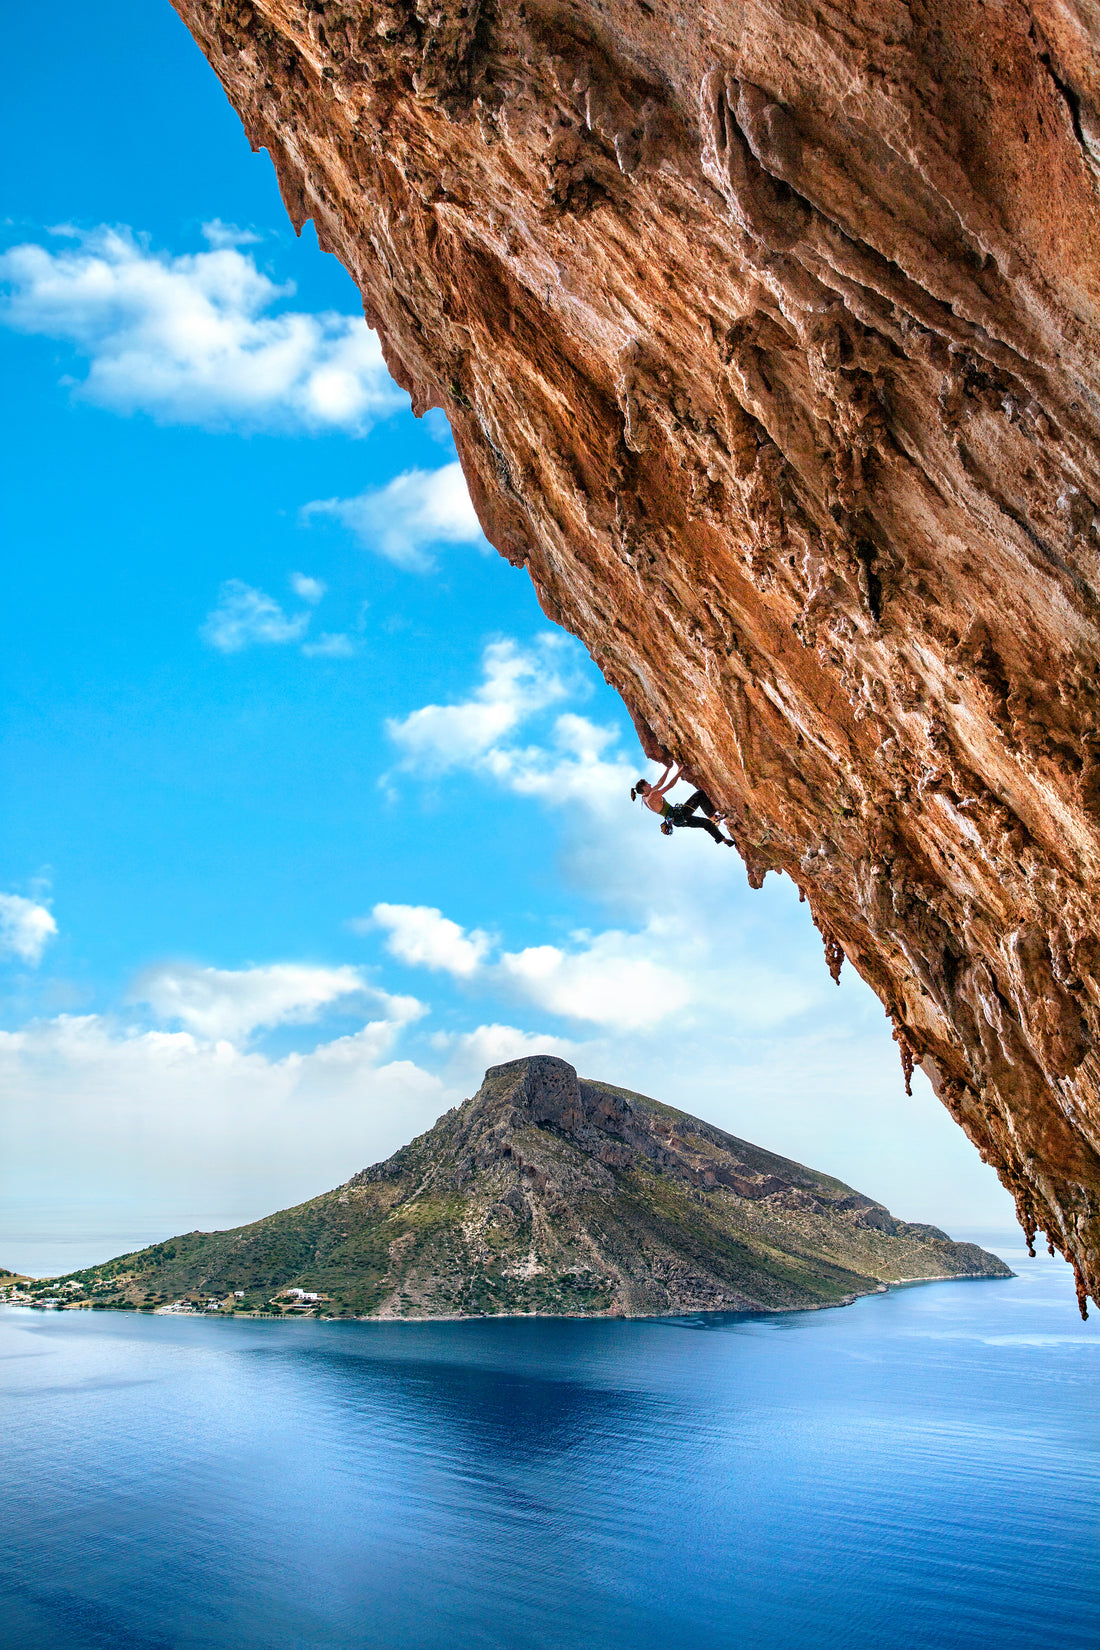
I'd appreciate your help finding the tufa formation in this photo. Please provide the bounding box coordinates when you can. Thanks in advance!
[173,0,1100,1309]
[60,1058,1010,1316]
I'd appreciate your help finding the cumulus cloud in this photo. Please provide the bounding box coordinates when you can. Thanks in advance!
[0,894,58,966]
[131,960,421,1043]
[366,904,493,978]
[290,572,326,604]
[304,461,483,571]
[201,219,261,249]
[384,644,651,821]
[201,580,311,653]
[375,636,840,1045]
[497,933,690,1031]
[386,637,575,771]
[0,226,403,432]
[361,902,690,1032]
[0,1012,449,1249]
[480,710,637,822]
[200,575,354,659]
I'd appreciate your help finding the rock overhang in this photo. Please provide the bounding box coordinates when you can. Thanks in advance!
[172,0,1100,1312]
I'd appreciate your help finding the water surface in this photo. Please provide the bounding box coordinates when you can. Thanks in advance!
[2,1239,1097,1650]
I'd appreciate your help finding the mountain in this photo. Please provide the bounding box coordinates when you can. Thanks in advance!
[56,1058,1009,1318]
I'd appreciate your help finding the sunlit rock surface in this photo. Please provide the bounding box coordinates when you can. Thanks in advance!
[174,0,1100,1310]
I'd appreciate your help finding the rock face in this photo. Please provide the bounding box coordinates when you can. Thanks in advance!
[68,1057,1011,1315]
[173,0,1100,1310]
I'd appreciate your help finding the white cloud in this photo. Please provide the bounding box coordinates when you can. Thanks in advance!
[201,219,261,249]
[201,580,310,653]
[376,638,845,1040]
[367,904,493,978]
[201,576,355,659]
[362,901,703,1033]
[0,226,403,432]
[481,711,637,821]
[0,1012,449,1253]
[0,894,58,966]
[304,461,483,571]
[497,932,690,1031]
[131,960,420,1043]
[377,639,806,1032]
[301,631,355,659]
[290,572,326,604]
[364,892,797,1034]
[386,637,575,771]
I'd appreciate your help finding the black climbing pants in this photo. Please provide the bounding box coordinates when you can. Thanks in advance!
[670,790,725,843]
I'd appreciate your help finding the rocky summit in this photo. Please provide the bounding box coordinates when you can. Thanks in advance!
[65,1058,1009,1318]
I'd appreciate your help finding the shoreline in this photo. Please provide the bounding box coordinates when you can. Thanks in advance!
[0,1269,1012,1325]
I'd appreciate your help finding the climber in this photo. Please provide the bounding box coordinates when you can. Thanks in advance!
[631,764,735,845]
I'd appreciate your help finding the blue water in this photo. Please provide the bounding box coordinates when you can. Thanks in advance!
[2,1240,1098,1650]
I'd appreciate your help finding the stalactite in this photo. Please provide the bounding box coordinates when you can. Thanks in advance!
[892,1024,916,1097]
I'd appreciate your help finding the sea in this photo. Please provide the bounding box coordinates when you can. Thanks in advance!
[2,1236,1097,1650]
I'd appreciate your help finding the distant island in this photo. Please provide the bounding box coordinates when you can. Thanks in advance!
[4,1057,1011,1318]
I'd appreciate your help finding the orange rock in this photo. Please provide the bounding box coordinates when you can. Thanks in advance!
[174,0,1100,1310]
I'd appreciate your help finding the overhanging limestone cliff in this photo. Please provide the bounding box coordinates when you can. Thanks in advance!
[172,0,1100,1310]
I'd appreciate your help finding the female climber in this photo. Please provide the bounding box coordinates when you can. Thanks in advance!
[631,764,735,845]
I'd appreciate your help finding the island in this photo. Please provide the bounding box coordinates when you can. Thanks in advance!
[16,1057,1010,1318]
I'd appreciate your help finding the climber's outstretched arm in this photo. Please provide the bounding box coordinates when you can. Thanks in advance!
[632,762,682,813]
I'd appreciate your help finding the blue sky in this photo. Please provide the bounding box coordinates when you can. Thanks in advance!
[0,0,1015,1272]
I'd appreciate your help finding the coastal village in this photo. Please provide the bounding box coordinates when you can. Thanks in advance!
[0,1273,331,1316]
